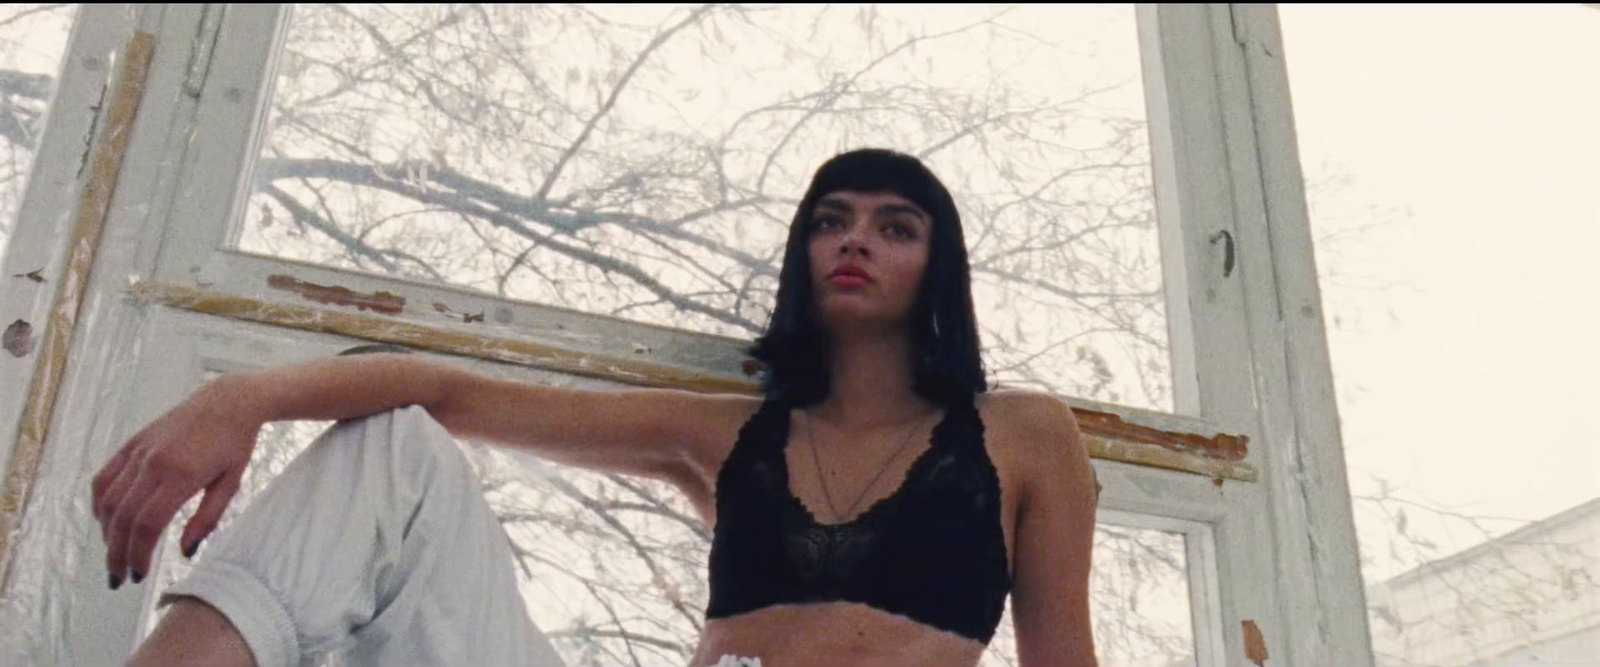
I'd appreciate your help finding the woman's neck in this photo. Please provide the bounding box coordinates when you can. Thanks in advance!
[815,332,935,428]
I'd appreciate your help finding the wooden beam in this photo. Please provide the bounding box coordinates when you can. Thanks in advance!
[0,32,157,598]
[126,278,1258,482]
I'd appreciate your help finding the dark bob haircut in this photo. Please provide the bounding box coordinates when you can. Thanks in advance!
[747,148,988,407]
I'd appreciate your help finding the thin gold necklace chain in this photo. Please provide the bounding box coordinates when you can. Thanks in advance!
[804,407,938,523]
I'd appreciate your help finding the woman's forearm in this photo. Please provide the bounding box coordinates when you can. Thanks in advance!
[217,352,459,424]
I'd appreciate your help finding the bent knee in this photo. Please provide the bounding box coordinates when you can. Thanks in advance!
[331,405,456,455]
[338,404,477,488]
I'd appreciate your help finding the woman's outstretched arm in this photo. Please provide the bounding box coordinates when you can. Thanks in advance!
[92,351,744,590]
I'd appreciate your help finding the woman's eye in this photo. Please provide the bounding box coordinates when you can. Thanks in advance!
[887,222,916,238]
[814,216,842,229]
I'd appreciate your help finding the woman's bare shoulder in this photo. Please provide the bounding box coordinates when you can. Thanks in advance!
[977,387,1077,435]
[975,388,1085,476]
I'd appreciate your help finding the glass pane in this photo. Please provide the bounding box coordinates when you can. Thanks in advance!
[981,525,1196,667]
[236,4,1171,411]
[1282,6,1600,666]
[147,383,1196,666]
[0,4,77,257]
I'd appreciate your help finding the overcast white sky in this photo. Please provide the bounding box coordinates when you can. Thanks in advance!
[1281,4,1600,580]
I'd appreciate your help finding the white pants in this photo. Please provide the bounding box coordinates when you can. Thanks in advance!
[158,406,565,667]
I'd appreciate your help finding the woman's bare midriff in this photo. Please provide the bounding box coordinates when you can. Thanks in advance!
[688,602,987,667]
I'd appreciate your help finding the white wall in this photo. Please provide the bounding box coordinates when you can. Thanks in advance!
[1369,500,1600,667]
[1479,624,1600,667]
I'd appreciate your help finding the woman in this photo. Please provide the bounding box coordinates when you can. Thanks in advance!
[92,149,1099,666]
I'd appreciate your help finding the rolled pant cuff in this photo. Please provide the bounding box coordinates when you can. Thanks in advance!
[159,557,301,667]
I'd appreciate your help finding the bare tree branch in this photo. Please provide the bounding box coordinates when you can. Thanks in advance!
[261,184,402,273]
[541,472,706,633]
[545,627,685,654]
[751,8,1018,194]
[255,156,762,330]
[0,4,68,32]
[0,69,52,101]
[534,5,720,203]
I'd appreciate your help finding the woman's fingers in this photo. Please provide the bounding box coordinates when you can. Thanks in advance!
[91,446,131,524]
[105,452,204,586]
[105,465,161,586]
[124,483,192,581]
[95,451,140,545]
[179,467,242,559]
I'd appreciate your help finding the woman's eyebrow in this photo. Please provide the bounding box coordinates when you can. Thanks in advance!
[877,203,930,223]
[814,197,853,213]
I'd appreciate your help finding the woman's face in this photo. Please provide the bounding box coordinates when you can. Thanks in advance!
[806,190,933,336]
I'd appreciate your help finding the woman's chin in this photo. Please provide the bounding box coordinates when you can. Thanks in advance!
[819,301,875,319]
[819,309,903,335]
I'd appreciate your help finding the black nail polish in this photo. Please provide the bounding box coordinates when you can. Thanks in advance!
[109,573,122,590]
[130,570,143,585]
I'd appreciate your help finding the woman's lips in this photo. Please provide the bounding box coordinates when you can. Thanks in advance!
[828,274,869,288]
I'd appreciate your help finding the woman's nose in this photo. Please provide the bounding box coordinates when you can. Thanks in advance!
[838,228,869,256]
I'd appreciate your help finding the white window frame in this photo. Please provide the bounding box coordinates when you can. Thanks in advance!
[0,2,153,483]
[0,4,1373,666]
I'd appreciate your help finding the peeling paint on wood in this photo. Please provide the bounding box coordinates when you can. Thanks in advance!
[0,30,157,598]
[1085,433,1257,482]
[266,274,405,315]
[126,279,1263,483]
[431,300,486,323]
[1076,407,1249,460]
[133,279,752,394]
[1243,620,1268,666]
[2,320,34,357]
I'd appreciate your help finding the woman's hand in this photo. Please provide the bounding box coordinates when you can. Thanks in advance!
[91,376,268,588]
